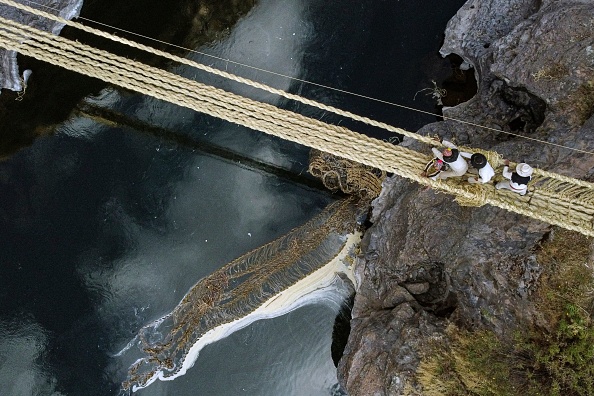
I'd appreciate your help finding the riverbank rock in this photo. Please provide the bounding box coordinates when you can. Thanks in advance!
[338,0,594,394]
[0,0,83,92]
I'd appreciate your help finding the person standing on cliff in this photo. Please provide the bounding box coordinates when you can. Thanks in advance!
[495,160,533,195]
[430,139,470,180]
[460,152,494,184]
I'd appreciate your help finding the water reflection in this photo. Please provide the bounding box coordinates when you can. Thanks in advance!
[197,0,313,97]
[0,0,468,394]
[0,317,62,396]
[114,196,361,392]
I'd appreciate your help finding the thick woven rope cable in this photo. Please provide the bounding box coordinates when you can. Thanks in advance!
[13,0,594,158]
[4,0,594,177]
[1,17,594,236]
[6,0,594,186]
[0,0,437,145]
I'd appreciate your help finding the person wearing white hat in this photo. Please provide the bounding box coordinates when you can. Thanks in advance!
[430,140,470,180]
[461,152,495,184]
[495,160,533,195]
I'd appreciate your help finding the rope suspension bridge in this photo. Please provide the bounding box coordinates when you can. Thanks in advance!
[2,0,594,236]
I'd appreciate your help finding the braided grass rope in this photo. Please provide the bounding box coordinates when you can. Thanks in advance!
[122,197,361,391]
[308,149,386,199]
[0,0,588,181]
[1,18,594,235]
[0,0,438,145]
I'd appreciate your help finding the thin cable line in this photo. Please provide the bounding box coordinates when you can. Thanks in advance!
[4,16,594,230]
[441,117,594,155]
[16,0,594,156]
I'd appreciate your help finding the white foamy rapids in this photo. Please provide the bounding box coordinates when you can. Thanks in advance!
[131,230,361,393]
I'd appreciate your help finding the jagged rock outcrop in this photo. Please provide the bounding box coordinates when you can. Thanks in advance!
[338,0,594,394]
[0,0,83,92]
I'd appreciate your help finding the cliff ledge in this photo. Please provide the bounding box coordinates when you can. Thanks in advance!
[338,0,594,394]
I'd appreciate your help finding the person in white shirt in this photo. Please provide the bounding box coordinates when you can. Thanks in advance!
[430,140,470,180]
[460,152,495,184]
[495,161,533,196]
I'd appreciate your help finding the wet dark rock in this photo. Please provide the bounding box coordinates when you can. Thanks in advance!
[0,0,83,92]
[338,299,446,396]
[331,275,356,368]
[339,0,594,394]
[403,282,429,295]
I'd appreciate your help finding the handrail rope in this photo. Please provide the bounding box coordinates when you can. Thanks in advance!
[2,20,593,209]
[0,22,431,171]
[6,0,594,159]
[6,0,594,191]
[0,0,433,145]
[2,19,594,236]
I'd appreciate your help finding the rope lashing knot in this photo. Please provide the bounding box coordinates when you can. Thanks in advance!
[308,149,385,199]
[455,184,490,207]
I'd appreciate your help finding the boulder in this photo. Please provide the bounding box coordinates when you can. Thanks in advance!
[338,0,594,394]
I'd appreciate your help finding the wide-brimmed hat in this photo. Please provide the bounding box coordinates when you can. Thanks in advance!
[516,163,533,177]
[470,153,487,169]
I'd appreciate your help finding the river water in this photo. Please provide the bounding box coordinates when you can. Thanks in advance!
[0,1,467,395]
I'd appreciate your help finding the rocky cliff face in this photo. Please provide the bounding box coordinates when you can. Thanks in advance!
[0,0,83,92]
[338,0,594,394]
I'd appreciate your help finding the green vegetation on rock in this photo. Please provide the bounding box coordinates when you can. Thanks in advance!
[417,229,594,396]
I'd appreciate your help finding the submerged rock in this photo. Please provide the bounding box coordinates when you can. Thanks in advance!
[339,0,594,394]
[0,0,83,92]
